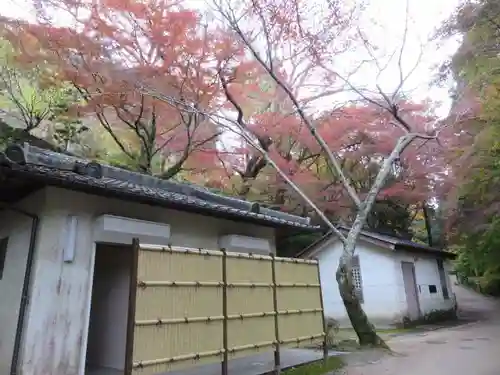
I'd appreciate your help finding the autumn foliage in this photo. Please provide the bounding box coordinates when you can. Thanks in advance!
[0,0,465,346]
[0,0,230,175]
[215,96,445,219]
[0,0,449,220]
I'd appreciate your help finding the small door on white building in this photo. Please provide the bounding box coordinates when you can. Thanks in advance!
[401,261,421,320]
[436,259,450,300]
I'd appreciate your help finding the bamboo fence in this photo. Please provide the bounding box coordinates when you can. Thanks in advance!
[128,241,327,375]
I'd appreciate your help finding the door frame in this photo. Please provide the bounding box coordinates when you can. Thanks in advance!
[124,238,140,375]
[401,261,421,320]
[79,242,97,375]
[82,241,137,374]
[79,214,171,375]
[436,259,450,300]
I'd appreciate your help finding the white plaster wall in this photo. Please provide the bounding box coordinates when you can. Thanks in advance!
[315,240,400,328]
[314,241,343,322]
[20,187,279,375]
[0,191,45,375]
[444,260,456,300]
[86,245,130,370]
[394,251,456,319]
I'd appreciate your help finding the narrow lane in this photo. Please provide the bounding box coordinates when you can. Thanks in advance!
[337,279,500,375]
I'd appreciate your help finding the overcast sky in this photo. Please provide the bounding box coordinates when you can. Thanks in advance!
[2,0,462,117]
[361,0,462,116]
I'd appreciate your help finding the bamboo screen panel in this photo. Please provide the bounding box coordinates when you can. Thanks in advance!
[132,246,224,375]
[225,252,275,360]
[274,257,325,349]
[130,243,327,375]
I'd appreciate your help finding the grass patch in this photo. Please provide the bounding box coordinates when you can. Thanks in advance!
[399,308,458,328]
[336,327,412,334]
[374,327,418,335]
[282,357,344,375]
[325,327,416,351]
[331,339,361,351]
[376,328,409,334]
[336,327,417,337]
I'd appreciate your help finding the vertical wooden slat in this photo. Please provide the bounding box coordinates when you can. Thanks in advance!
[221,249,228,375]
[316,260,328,366]
[125,238,140,375]
[271,254,281,375]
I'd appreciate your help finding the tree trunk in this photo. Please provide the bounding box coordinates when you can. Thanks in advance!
[238,178,252,198]
[138,143,152,174]
[422,203,433,247]
[336,260,388,348]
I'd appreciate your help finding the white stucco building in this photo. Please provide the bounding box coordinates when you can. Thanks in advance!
[0,143,319,375]
[298,228,457,328]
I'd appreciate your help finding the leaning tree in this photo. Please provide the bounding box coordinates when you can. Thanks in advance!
[142,0,450,345]
[203,0,450,346]
[9,0,453,345]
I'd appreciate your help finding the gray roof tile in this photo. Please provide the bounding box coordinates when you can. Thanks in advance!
[0,143,320,231]
[297,225,455,258]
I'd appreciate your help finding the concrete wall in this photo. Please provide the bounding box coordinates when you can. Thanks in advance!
[313,238,456,328]
[19,187,279,375]
[0,191,45,375]
[394,251,456,319]
[314,239,400,328]
[86,245,130,371]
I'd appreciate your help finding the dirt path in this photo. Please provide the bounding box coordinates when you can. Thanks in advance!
[335,280,500,375]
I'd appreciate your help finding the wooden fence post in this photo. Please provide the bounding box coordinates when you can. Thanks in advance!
[316,260,328,366]
[221,249,229,375]
[271,254,281,375]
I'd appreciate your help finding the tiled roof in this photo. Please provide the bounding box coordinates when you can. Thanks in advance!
[0,143,320,231]
[297,225,455,258]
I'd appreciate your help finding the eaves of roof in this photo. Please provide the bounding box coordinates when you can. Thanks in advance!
[0,150,320,231]
[297,226,455,259]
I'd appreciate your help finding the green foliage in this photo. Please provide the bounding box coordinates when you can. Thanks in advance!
[46,87,90,152]
[0,37,139,163]
[0,38,72,131]
[444,0,500,295]
[282,357,344,375]
[366,200,415,239]
[454,218,500,295]
[0,36,96,157]
[412,218,429,245]
[417,204,446,248]
[451,130,500,295]
[276,232,324,257]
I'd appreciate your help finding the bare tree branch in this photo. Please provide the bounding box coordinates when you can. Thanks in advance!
[215,6,362,209]
[219,69,347,242]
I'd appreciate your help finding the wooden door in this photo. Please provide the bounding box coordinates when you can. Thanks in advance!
[401,261,421,321]
[437,259,450,299]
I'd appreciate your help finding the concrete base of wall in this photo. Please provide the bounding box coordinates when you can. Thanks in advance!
[141,349,344,375]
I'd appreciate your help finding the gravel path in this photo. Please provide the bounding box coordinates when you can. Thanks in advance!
[334,279,500,375]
